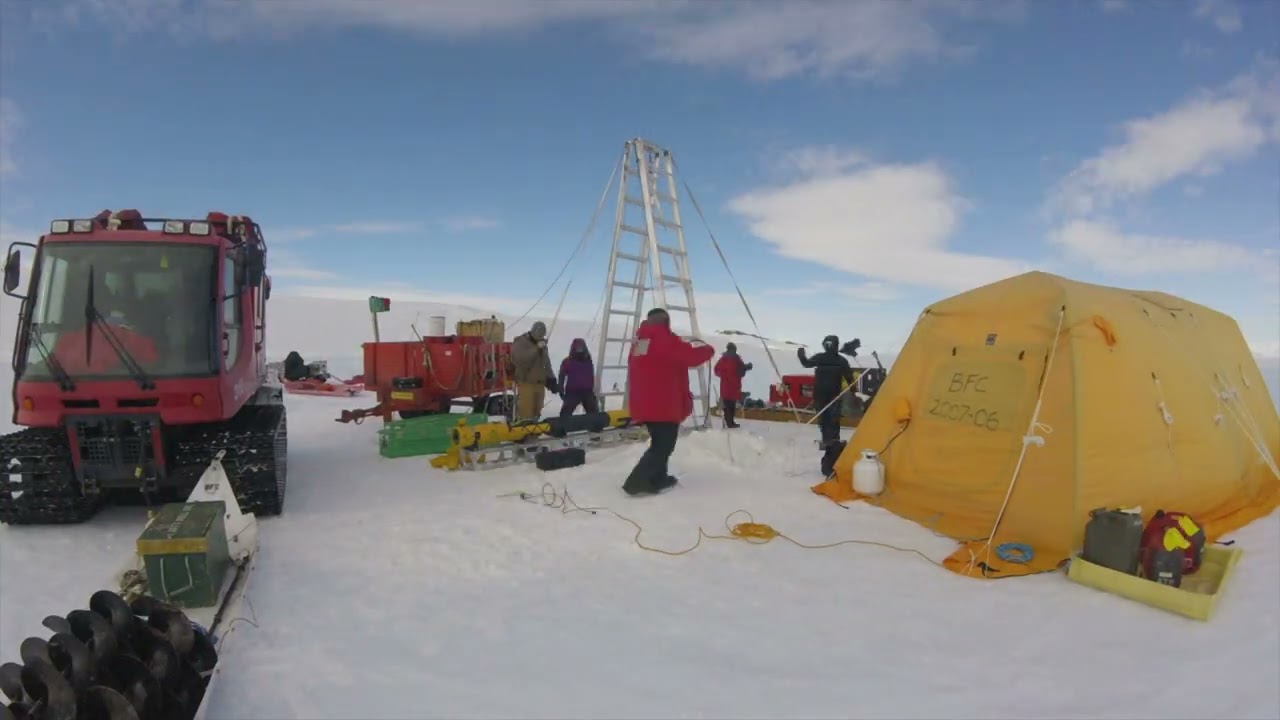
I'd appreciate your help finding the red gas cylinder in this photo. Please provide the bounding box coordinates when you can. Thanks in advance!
[1165,511,1206,573]
[1139,510,1205,586]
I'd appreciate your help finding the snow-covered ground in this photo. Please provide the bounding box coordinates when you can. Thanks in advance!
[2,295,1279,719]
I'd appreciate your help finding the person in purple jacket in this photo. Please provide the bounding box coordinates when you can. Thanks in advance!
[557,337,600,417]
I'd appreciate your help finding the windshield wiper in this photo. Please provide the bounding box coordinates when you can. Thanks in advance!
[26,322,77,392]
[84,265,155,391]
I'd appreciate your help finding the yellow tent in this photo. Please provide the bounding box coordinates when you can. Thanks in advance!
[813,271,1280,579]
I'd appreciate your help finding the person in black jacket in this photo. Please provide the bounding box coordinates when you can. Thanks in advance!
[798,335,854,449]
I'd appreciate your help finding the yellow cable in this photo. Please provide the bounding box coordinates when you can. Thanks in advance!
[500,484,947,568]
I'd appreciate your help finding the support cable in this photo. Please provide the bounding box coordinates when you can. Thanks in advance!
[510,152,623,333]
[672,158,801,422]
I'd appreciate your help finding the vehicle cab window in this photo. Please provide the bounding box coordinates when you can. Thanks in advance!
[223,255,241,371]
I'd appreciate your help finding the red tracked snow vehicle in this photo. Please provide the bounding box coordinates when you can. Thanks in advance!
[1,209,287,525]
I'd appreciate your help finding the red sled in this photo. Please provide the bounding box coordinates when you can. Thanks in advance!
[283,379,365,397]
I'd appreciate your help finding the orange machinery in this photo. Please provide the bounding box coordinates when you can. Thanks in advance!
[337,330,513,424]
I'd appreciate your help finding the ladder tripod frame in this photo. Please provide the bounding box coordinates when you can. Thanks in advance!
[593,138,713,431]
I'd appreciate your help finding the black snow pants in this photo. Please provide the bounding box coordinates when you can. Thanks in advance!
[722,399,739,428]
[815,394,842,448]
[559,389,600,417]
[623,422,680,495]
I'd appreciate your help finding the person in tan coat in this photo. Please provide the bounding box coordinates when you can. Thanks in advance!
[510,321,557,421]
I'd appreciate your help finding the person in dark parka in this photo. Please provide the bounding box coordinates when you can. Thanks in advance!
[797,334,854,449]
[713,342,753,428]
[283,351,309,381]
[557,337,599,417]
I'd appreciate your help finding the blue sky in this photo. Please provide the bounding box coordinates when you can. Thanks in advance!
[1,0,1277,361]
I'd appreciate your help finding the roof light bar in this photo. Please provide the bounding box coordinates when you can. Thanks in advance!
[163,220,185,234]
[50,220,71,234]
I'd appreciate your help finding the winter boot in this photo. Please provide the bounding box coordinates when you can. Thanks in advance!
[820,440,847,478]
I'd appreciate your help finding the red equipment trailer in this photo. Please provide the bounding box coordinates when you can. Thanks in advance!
[769,373,816,408]
[1,209,287,525]
[336,333,515,424]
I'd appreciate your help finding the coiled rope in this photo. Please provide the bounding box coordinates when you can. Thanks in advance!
[499,483,946,566]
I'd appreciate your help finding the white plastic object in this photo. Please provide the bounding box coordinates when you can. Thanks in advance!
[185,449,258,563]
[188,221,210,235]
[852,449,885,496]
[50,220,71,233]
[163,220,185,234]
[72,219,93,232]
[427,315,446,336]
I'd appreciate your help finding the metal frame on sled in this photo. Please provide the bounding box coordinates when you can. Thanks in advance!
[456,425,650,471]
[594,138,713,431]
[112,450,259,719]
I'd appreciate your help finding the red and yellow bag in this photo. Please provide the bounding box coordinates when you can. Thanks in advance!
[1139,510,1205,584]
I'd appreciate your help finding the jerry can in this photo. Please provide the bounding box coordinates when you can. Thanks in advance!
[1081,508,1144,575]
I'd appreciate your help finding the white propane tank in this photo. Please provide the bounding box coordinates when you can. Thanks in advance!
[426,315,446,337]
[852,450,885,496]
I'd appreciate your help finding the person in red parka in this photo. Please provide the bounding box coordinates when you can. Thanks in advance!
[713,342,753,429]
[622,308,716,496]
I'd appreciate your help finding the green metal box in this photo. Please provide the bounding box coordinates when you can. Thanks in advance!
[136,501,230,609]
[378,412,487,458]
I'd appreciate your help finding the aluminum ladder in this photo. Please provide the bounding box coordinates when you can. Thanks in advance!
[593,138,712,430]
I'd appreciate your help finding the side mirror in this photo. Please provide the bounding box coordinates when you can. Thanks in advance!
[3,249,23,296]
[263,275,271,300]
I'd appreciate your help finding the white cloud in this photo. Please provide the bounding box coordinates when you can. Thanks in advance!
[270,227,319,242]
[265,220,423,243]
[34,0,1022,83]
[1193,0,1242,34]
[776,146,869,177]
[266,247,339,282]
[270,267,338,281]
[662,289,910,355]
[1180,40,1214,60]
[1044,59,1280,283]
[1050,61,1280,216]
[331,221,424,234]
[762,281,903,304]
[444,215,502,232]
[247,0,654,35]
[1261,248,1280,306]
[639,2,959,82]
[1252,340,1280,360]
[1048,220,1261,276]
[0,98,20,178]
[728,148,1034,292]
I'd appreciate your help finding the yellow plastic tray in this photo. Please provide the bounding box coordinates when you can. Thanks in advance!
[1067,544,1243,621]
